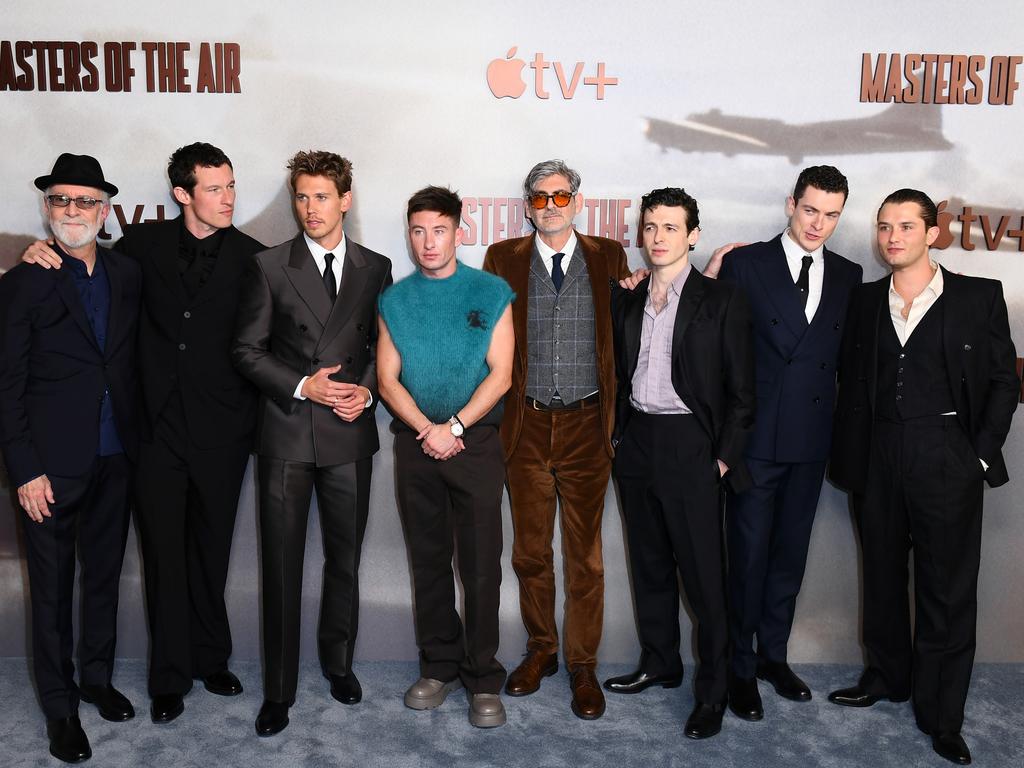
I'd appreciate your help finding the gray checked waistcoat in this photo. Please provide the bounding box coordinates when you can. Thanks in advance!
[525,243,598,405]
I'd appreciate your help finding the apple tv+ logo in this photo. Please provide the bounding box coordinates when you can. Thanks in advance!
[486,46,618,100]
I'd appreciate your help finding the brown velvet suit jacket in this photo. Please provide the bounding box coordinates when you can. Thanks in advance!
[482,230,630,460]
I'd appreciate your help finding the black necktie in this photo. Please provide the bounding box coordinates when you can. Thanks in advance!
[551,252,565,293]
[324,253,337,303]
[795,254,812,310]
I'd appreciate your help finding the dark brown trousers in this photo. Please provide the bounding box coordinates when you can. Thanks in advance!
[506,401,610,667]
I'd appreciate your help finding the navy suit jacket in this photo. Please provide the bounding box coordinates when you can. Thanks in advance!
[0,249,141,487]
[719,235,862,463]
[830,268,1019,492]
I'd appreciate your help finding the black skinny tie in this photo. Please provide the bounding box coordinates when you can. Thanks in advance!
[552,252,565,293]
[324,253,338,303]
[795,254,812,310]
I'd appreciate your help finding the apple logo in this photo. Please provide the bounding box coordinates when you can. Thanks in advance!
[933,199,955,249]
[487,47,526,99]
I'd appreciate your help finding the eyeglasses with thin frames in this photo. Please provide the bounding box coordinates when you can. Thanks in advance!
[46,194,104,210]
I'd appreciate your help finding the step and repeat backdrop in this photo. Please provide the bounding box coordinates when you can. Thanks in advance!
[1,1,1022,665]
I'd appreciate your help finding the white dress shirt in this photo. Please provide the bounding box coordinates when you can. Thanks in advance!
[888,260,943,345]
[781,228,824,322]
[535,230,578,277]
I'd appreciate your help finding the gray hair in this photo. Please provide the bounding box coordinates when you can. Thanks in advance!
[522,159,581,199]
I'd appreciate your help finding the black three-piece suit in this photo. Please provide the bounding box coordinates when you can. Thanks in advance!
[123,218,265,696]
[830,267,1019,735]
[611,271,754,705]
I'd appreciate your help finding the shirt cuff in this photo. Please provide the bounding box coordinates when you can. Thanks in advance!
[294,376,308,400]
[364,390,373,409]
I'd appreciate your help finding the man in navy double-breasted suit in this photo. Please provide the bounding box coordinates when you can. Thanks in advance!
[712,166,862,721]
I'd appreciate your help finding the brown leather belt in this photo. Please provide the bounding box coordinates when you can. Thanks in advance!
[526,393,600,412]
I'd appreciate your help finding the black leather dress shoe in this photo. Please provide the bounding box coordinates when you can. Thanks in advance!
[827,683,908,707]
[203,670,243,696]
[603,669,683,694]
[150,693,185,723]
[329,673,362,705]
[756,660,811,701]
[728,676,763,721]
[80,684,135,721]
[932,733,972,765]
[46,716,91,763]
[685,701,725,739]
[255,700,290,737]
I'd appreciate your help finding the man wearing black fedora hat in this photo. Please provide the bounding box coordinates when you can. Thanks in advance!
[0,153,141,762]
[22,143,265,725]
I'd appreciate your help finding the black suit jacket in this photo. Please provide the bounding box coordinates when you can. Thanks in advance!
[830,267,1019,492]
[118,217,264,448]
[232,234,392,466]
[611,270,756,493]
[719,235,862,462]
[0,250,141,487]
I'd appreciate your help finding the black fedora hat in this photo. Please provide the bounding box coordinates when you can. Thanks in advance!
[34,153,118,196]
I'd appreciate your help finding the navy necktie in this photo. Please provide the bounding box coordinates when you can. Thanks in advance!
[795,254,812,310]
[324,253,337,303]
[551,252,565,293]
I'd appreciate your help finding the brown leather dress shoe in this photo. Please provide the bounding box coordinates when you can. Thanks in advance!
[569,666,605,720]
[505,651,558,696]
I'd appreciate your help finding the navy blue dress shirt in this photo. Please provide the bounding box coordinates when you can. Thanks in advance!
[65,249,124,456]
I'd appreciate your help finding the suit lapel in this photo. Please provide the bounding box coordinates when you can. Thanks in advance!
[284,235,332,327]
[754,236,807,339]
[623,278,647,380]
[671,269,705,363]
[318,239,370,352]
[54,267,101,353]
[506,238,533,371]
[939,267,966,391]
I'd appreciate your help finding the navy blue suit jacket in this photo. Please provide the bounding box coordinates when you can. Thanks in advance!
[719,235,862,463]
[0,249,141,487]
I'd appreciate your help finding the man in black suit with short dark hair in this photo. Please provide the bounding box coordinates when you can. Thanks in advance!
[828,189,1019,766]
[608,187,754,739]
[23,142,266,724]
[0,154,140,763]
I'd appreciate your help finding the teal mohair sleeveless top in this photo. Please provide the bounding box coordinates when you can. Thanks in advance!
[379,262,515,424]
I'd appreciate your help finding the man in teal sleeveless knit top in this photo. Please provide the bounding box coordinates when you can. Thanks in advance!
[377,186,515,728]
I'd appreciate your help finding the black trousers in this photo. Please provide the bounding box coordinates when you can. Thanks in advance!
[257,453,371,704]
[614,412,729,705]
[727,458,826,678]
[856,416,985,735]
[22,454,132,719]
[394,426,506,694]
[134,393,251,696]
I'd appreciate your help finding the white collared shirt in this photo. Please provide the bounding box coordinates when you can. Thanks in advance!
[303,231,347,293]
[781,228,824,322]
[888,261,943,345]
[535,230,578,277]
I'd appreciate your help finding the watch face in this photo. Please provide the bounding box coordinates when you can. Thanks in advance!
[450,421,464,437]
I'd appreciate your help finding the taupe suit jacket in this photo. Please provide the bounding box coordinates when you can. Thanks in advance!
[232,234,392,466]
[483,231,629,460]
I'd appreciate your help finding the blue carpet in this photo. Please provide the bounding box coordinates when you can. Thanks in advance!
[0,660,1020,767]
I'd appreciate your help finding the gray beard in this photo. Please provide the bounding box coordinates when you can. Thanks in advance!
[50,217,101,250]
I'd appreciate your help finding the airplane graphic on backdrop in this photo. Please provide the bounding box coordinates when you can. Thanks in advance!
[644,104,953,164]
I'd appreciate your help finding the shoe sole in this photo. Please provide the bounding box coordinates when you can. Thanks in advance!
[405,679,463,710]
[468,698,507,728]
[605,678,683,694]
[504,665,558,697]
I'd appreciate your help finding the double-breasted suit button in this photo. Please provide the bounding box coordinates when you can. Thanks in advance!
[345,356,353,364]
[178,343,186,351]
[356,323,364,332]
[963,344,972,351]
[771,318,779,326]
[299,324,308,332]
[820,362,827,370]
[183,311,191,319]
[834,321,840,330]
[813,396,821,404]
[312,357,320,365]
